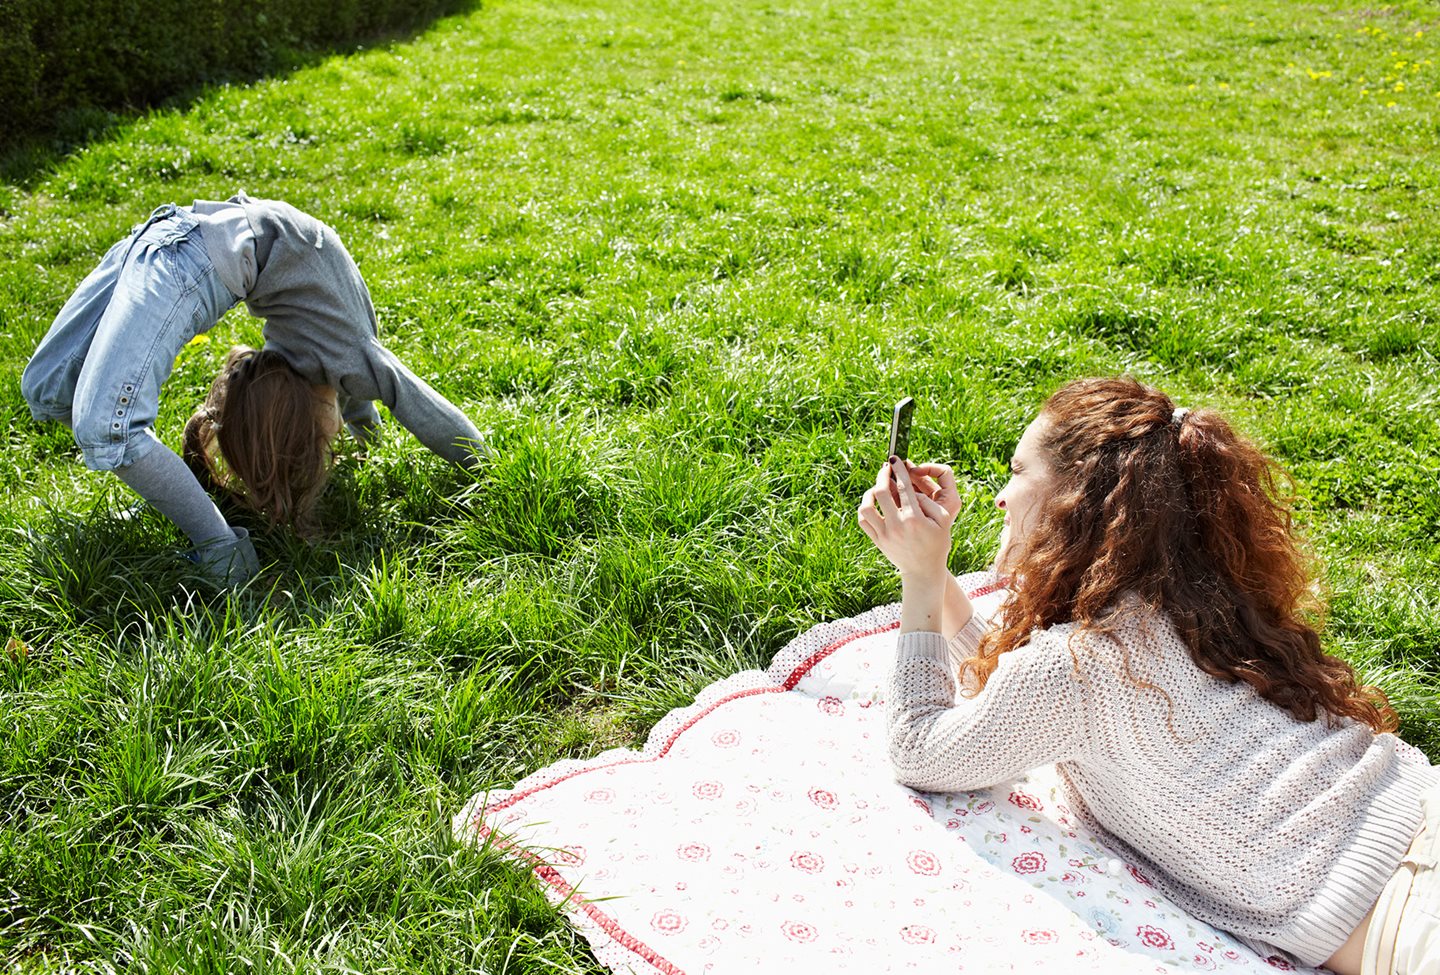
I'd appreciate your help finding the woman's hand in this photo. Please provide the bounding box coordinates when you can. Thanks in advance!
[857,457,959,582]
[904,462,961,521]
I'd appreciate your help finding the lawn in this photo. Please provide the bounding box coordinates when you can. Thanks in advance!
[1,0,1438,969]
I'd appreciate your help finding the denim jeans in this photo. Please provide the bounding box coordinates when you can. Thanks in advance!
[20,204,236,471]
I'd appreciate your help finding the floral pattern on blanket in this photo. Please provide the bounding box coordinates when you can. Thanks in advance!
[454,574,1318,975]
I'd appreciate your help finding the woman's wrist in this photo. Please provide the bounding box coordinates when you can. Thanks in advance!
[942,573,975,639]
[899,567,949,634]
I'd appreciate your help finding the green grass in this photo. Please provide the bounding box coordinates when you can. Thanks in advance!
[2,0,1439,969]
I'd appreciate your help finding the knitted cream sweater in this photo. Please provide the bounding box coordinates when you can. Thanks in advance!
[886,590,1436,967]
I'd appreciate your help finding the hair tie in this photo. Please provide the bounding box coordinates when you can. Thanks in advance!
[1171,407,1190,427]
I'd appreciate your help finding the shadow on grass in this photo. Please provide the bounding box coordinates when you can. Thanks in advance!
[0,497,416,645]
[0,0,483,190]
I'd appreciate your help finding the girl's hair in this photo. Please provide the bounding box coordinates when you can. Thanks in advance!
[183,346,333,535]
[965,376,1395,733]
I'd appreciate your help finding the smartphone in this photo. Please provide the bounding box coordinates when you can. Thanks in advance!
[888,397,915,462]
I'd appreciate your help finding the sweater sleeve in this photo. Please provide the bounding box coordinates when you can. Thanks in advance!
[348,341,484,467]
[885,618,1087,792]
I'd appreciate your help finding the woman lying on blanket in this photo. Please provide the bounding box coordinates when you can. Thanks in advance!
[857,376,1438,975]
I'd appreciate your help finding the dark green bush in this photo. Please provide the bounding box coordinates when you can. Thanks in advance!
[0,0,474,146]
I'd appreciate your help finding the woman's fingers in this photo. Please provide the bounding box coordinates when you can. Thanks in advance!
[911,462,956,488]
[907,461,940,499]
[909,462,960,513]
[891,458,921,511]
[915,492,953,523]
[873,464,900,517]
[858,488,878,523]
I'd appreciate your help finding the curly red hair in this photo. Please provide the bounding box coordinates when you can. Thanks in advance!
[965,376,1395,733]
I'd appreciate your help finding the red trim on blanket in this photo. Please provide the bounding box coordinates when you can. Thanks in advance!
[780,622,899,689]
[476,821,691,975]
[967,582,1002,600]
[487,685,784,813]
[474,590,1000,975]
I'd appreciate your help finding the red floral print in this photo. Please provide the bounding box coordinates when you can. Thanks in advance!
[1008,790,1043,811]
[906,850,942,876]
[817,695,845,715]
[790,851,824,874]
[585,788,614,803]
[1136,925,1174,951]
[651,910,687,935]
[900,924,936,945]
[554,845,586,866]
[692,780,724,800]
[1021,929,1057,945]
[1127,864,1154,887]
[1011,852,1047,875]
[676,842,711,862]
[710,729,740,748]
[1264,957,1294,971]
[782,920,818,943]
[808,787,838,809]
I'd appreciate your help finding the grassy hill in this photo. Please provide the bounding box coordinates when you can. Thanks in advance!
[1,0,1437,969]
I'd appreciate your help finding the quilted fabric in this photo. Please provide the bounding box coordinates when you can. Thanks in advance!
[453,578,1316,975]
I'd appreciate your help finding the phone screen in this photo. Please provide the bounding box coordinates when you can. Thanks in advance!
[888,397,915,461]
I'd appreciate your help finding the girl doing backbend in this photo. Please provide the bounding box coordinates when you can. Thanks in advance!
[22,194,482,585]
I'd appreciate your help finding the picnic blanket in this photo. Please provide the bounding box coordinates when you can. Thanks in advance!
[453,573,1318,974]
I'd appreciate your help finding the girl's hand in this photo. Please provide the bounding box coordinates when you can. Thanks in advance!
[857,457,958,581]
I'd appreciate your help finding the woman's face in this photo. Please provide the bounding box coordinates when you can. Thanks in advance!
[995,416,1057,570]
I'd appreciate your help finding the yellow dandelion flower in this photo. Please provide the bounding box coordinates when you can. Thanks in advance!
[188,334,211,346]
[1386,100,1397,106]
[1361,88,1369,95]
[1394,81,1405,92]
[1218,82,1230,90]
[1187,83,1197,90]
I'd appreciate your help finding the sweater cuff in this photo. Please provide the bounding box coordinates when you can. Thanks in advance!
[895,630,950,665]
[949,614,988,658]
